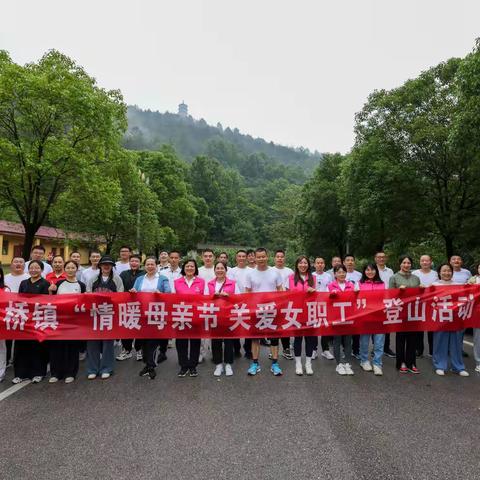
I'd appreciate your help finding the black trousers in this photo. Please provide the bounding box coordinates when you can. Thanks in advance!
[384,333,392,352]
[142,339,161,368]
[416,332,433,356]
[321,336,331,351]
[395,332,417,369]
[6,340,13,364]
[14,340,49,379]
[49,340,80,379]
[243,338,252,355]
[233,339,241,354]
[352,335,360,354]
[212,339,234,364]
[293,336,317,357]
[176,339,201,368]
[121,338,145,353]
[281,337,291,350]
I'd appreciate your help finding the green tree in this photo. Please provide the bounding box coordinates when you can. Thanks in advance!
[0,50,126,258]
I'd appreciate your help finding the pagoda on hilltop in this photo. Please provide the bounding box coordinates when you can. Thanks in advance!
[178,101,188,118]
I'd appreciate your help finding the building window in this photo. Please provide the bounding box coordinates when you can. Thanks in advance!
[2,239,9,256]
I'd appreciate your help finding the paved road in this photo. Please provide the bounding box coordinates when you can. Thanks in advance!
[1,336,479,480]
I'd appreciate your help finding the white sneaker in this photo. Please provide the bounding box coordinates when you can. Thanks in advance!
[344,363,354,375]
[225,364,233,376]
[475,365,480,373]
[49,376,59,383]
[305,360,313,376]
[458,370,469,377]
[114,340,122,347]
[31,376,43,383]
[198,354,204,364]
[213,364,224,377]
[321,350,334,360]
[116,350,132,361]
[373,365,383,376]
[336,363,347,375]
[311,350,318,360]
[12,377,23,384]
[435,369,445,376]
[64,377,75,384]
[87,373,97,380]
[136,351,143,361]
[101,372,111,379]
[79,352,87,361]
[360,361,373,372]
[295,363,303,376]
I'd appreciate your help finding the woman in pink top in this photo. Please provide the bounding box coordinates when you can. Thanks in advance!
[173,259,205,377]
[208,261,240,377]
[328,265,355,376]
[358,263,386,376]
[289,256,316,376]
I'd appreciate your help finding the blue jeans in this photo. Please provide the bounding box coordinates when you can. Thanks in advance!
[433,331,465,372]
[86,340,115,375]
[360,334,385,367]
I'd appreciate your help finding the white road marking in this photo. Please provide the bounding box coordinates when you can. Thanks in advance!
[463,340,474,347]
[0,380,31,402]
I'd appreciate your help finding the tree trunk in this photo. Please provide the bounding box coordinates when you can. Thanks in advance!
[21,223,38,260]
[444,235,454,259]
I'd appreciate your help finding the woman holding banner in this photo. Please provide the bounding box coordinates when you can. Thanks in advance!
[12,261,50,384]
[130,256,171,380]
[47,260,86,383]
[207,261,239,377]
[389,255,420,374]
[0,267,9,382]
[468,264,480,374]
[432,263,469,376]
[288,256,316,376]
[173,259,205,378]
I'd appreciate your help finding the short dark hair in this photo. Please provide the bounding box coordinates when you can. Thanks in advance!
[119,246,132,252]
[144,256,157,264]
[31,245,45,252]
[437,262,453,276]
[202,249,214,255]
[214,260,228,271]
[343,253,355,261]
[181,258,199,276]
[169,250,181,256]
[130,254,142,261]
[255,247,268,255]
[219,251,229,258]
[399,255,413,265]
[236,249,247,256]
[275,249,285,256]
[64,260,79,270]
[69,251,81,257]
[28,260,44,271]
[52,255,64,262]
[333,264,346,274]
[246,249,255,256]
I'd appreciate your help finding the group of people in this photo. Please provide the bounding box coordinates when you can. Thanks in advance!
[1,244,479,384]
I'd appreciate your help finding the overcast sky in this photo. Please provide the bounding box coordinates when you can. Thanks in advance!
[2,1,479,153]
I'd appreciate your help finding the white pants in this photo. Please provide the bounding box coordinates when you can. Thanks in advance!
[200,339,210,359]
[0,340,6,380]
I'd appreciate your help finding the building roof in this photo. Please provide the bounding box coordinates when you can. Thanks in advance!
[0,220,104,243]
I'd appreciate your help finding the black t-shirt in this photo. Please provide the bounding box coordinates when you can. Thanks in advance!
[19,277,50,295]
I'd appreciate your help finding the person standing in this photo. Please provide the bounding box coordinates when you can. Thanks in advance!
[328,265,355,376]
[47,261,86,383]
[374,251,395,358]
[12,261,50,384]
[207,261,240,376]
[117,254,145,361]
[389,255,421,374]
[449,255,471,284]
[412,254,439,357]
[115,246,132,275]
[0,267,10,382]
[45,255,67,285]
[69,251,85,280]
[80,251,102,285]
[24,244,53,277]
[326,256,342,279]
[85,256,124,380]
[218,252,229,266]
[246,249,256,269]
[289,256,316,376]
[358,264,386,375]
[312,257,334,360]
[131,257,171,380]
[245,248,284,376]
[173,259,206,377]
[157,250,171,273]
[163,250,182,291]
[432,263,469,377]
[198,249,216,363]
[343,254,362,359]
[468,264,480,374]
[272,250,295,360]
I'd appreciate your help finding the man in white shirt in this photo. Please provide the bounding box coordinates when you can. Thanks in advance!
[450,255,471,284]
[246,249,256,269]
[245,248,284,376]
[272,250,295,359]
[164,250,182,291]
[343,254,362,358]
[115,246,132,275]
[374,251,395,358]
[80,251,102,285]
[198,249,215,282]
[218,251,229,267]
[157,250,171,273]
[24,244,53,277]
[5,256,29,292]
[227,249,250,358]
[326,256,342,279]
[412,254,439,357]
[69,251,85,281]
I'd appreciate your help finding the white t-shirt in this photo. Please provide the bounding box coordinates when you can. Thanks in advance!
[140,274,159,292]
[164,267,182,292]
[346,270,362,284]
[24,260,52,277]
[313,272,331,292]
[57,280,84,294]
[115,261,131,275]
[227,266,250,293]
[80,266,100,285]
[412,269,439,287]
[377,266,394,285]
[4,273,29,293]
[452,268,471,285]
[206,280,241,295]
[245,267,283,293]
[272,266,294,289]
[198,266,215,282]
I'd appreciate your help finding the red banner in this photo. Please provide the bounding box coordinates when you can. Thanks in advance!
[0,286,479,340]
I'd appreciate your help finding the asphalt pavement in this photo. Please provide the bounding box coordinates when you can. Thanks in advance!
[1,336,479,480]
